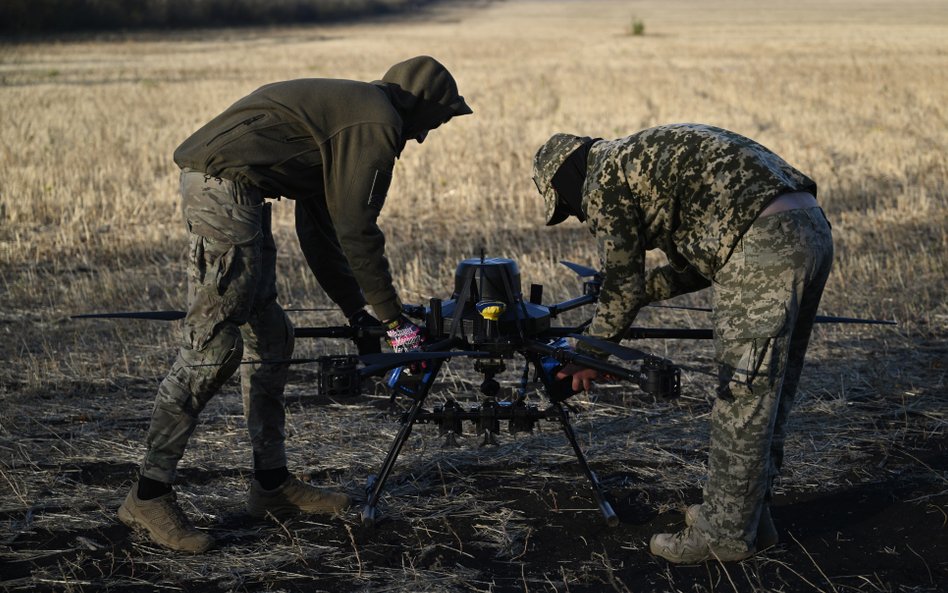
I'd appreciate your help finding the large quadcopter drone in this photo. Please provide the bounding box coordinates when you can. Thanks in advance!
[348,255,686,527]
[76,255,894,528]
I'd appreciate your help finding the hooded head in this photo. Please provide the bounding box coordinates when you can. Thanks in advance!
[533,133,595,225]
[378,56,473,144]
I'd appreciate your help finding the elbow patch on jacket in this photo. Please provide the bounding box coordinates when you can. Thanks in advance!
[367,169,393,211]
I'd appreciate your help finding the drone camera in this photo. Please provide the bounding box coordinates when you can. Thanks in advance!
[643,356,681,399]
[318,355,361,397]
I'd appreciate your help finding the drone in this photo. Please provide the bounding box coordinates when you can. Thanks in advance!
[75,255,895,528]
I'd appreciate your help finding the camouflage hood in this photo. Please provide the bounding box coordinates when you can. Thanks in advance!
[375,56,473,145]
[533,133,595,225]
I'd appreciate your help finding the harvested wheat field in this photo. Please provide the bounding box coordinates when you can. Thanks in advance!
[1,0,946,591]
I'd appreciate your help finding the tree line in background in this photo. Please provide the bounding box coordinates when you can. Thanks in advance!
[1,0,432,35]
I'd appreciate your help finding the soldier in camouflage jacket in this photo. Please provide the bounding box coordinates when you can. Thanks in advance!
[533,124,834,564]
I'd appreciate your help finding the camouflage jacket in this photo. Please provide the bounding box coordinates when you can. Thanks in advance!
[174,57,469,322]
[581,124,816,346]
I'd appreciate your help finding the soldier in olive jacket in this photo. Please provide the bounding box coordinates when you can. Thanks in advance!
[533,124,833,564]
[118,56,472,553]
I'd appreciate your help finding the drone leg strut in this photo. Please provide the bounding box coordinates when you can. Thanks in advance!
[553,403,620,527]
[362,362,442,527]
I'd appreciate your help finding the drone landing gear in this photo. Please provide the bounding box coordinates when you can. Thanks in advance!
[552,402,619,527]
[360,369,618,528]
[361,360,443,528]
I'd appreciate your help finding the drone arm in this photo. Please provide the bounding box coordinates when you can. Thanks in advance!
[293,325,386,339]
[547,293,598,317]
[420,335,463,352]
[624,327,714,340]
[525,340,642,384]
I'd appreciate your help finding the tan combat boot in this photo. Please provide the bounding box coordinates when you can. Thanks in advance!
[118,485,214,553]
[247,476,351,519]
[649,525,753,564]
[685,503,779,550]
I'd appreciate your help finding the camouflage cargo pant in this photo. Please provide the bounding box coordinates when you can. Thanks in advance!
[694,207,833,555]
[140,170,294,484]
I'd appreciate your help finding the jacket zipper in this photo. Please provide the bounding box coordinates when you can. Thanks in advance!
[205,114,266,146]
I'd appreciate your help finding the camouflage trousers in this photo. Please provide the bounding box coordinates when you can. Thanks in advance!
[140,170,294,484]
[694,207,833,555]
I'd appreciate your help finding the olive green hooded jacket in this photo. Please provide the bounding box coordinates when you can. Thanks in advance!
[174,56,472,321]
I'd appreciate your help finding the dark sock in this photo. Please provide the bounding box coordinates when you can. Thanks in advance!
[255,466,290,490]
[137,476,173,500]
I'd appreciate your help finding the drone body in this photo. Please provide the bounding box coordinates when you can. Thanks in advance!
[359,255,683,527]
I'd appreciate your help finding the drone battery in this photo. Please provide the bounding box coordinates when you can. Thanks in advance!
[453,257,522,304]
[318,355,360,397]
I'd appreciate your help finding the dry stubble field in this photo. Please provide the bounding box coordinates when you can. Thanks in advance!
[1,0,946,591]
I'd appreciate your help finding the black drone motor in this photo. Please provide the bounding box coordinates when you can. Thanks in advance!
[642,356,681,399]
[317,355,361,397]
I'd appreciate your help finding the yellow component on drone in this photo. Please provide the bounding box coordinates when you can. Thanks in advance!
[476,301,507,321]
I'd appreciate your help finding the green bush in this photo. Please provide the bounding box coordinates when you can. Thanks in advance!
[627,16,645,36]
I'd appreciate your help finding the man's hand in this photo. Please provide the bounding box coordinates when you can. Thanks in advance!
[384,315,426,353]
[348,309,382,355]
[556,363,600,392]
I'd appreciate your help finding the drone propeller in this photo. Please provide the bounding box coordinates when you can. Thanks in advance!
[641,305,896,326]
[568,334,649,361]
[569,334,718,377]
[71,310,187,321]
[72,307,339,321]
[72,312,389,341]
[646,304,711,313]
[813,315,897,326]
[644,304,896,325]
[560,260,600,278]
